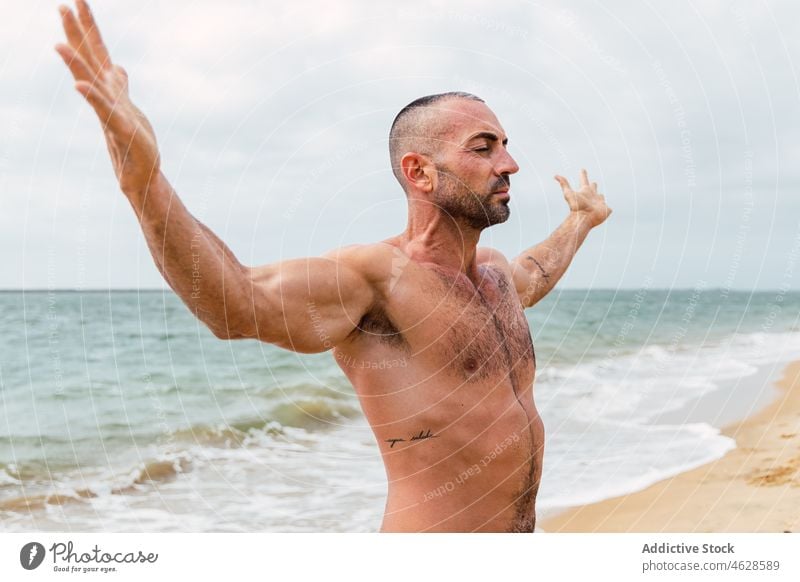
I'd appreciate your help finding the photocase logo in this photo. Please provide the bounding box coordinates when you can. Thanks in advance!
[19,542,46,570]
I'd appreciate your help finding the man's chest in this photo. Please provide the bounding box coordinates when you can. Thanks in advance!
[382,263,536,385]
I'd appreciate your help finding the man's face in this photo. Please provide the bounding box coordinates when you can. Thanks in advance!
[430,99,520,229]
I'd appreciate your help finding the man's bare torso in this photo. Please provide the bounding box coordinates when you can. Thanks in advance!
[331,239,544,532]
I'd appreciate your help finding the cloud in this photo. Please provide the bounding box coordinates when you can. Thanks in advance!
[1,0,798,289]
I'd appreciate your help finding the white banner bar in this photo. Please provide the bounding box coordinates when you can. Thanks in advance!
[1,533,797,581]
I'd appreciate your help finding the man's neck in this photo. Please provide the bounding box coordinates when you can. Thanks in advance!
[400,211,483,280]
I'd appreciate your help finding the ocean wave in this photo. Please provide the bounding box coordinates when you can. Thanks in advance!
[0,452,194,514]
[167,420,284,448]
[537,327,797,423]
[0,465,21,486]
[0,487,99,513]
[267,397,362,429]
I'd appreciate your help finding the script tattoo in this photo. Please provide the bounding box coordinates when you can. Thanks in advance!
[410,429,437,441]
[526,255,550,281]
[385,428,440,448]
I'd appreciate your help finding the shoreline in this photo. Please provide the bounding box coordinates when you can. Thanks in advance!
[542,359,800,533]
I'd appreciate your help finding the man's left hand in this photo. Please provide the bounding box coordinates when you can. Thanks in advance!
[554,169,612,228]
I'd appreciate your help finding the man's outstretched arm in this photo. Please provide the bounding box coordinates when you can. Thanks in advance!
[55,1,375,348]
[509,169,612,308]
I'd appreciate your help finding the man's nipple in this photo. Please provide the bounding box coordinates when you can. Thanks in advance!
[464,357,478,373]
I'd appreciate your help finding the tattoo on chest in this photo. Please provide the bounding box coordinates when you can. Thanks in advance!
[385,428,440,448]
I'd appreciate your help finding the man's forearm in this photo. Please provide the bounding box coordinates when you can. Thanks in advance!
[125,172,249,337]
[518,212,594,305]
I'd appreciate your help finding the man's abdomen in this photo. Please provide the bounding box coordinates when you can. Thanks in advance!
[378,391,541,532]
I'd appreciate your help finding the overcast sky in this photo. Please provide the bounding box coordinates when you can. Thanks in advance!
[1,0,798,290]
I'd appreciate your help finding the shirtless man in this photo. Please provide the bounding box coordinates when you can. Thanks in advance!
[55,1,611,532]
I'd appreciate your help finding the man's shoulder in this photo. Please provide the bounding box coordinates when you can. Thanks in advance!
[321,240,399,262]
[476,246,512,270]
[320,241,400,284]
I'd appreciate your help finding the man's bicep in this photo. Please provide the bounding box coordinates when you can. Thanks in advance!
[509,258,539,308]
[242,255,375,352]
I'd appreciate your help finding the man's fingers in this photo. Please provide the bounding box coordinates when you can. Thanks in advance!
[554,175,572,193]
[55,43,95,84]
[591,182,598,193]
[76,0,112,70]
[580,168,590,188]
[75,81,129,135]
[59,4,100,75]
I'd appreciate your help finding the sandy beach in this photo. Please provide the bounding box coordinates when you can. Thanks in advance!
[542,360,800,533]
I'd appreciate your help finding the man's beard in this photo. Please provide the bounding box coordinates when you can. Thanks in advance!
[432,169,510,229]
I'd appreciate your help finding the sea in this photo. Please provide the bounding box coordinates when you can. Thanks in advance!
[1,288,799,532]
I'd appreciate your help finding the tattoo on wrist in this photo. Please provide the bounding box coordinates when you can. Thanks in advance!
[385,428,439,448]
[526,256,550,280]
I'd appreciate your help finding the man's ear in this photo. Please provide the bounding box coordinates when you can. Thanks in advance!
[400,152,435,193]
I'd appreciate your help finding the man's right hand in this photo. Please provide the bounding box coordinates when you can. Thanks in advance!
[55,0,160,197]
[52,1,382,351]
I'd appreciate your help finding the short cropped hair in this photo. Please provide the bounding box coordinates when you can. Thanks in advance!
[389,91,484,190]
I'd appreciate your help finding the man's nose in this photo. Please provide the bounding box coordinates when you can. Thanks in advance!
[496,149,520,176]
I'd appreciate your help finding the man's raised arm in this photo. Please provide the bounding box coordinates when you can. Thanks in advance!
[55,1,376,348]
[509,169,612,308]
